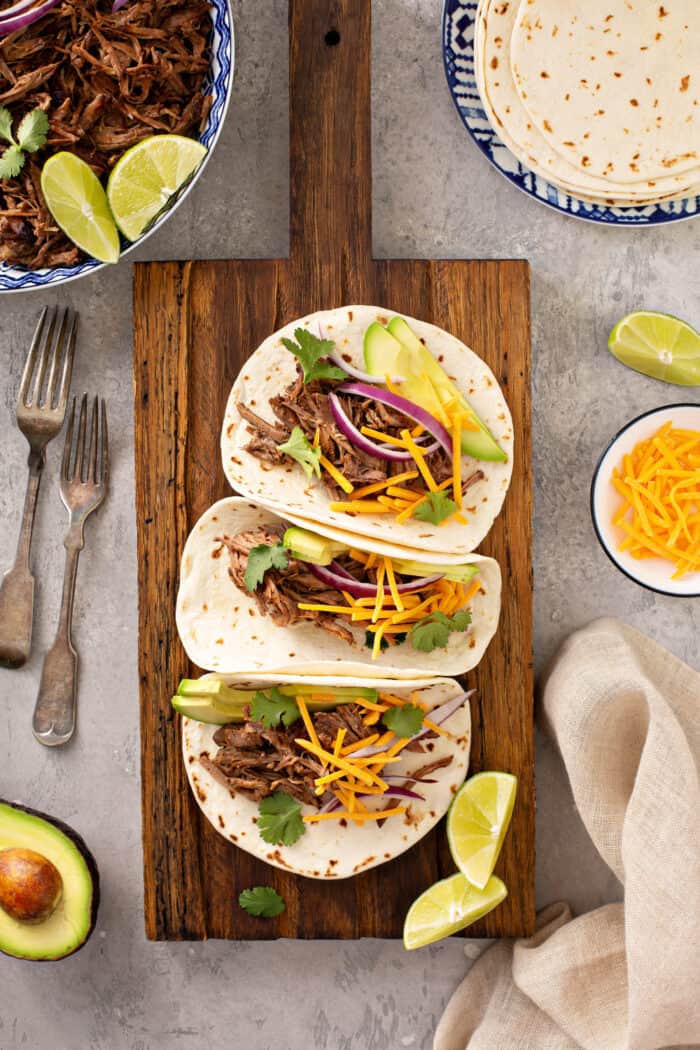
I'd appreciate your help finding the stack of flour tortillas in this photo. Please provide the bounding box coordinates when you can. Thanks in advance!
[474,0,700,206]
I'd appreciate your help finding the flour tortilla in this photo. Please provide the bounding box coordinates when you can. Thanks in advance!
[475,0,700,205]
[221,305,513,556]
[182,674,471,879]
[176,497,501,678]
[510,0,700,186]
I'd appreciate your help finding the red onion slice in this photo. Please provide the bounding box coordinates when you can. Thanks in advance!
[338,382,453,457]
[0,0,43,21]
[112,0,129,8]
[0,0,60,33]
[357,786,425,802]
[307,561,442,599]
[328,392,421,462]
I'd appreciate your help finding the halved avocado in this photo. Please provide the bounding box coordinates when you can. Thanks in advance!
[0,801,99,961]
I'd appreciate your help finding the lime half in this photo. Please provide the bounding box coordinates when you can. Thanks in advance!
[107,134,207,241]
[403,873,507,950]
[447,772,517,890]
[609,311,700,386]
[41,153,120,264]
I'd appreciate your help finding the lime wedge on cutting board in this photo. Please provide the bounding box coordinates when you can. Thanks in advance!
[107,134,207,241]
[403,873,507,950]
[608,311,700,386]
[41,152,120,264]
[447,772,517,889]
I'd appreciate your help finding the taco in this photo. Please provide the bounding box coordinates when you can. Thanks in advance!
[177,674,471,879]
[222,307,513,555]
[176,497,501,678]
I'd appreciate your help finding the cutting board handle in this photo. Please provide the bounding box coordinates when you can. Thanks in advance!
[289,0,372,300]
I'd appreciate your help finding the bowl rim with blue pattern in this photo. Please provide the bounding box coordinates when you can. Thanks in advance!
[590,403,700,598]
[0,0,234,294]
[441,0,700,228]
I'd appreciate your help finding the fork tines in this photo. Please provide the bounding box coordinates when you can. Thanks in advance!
[19,306,77,414]
[62,394,108,486]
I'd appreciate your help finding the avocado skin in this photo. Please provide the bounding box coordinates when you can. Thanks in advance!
[0,799,100,962]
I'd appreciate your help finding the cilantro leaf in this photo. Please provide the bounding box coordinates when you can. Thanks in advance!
[250,687,300,729]
[382,703,425,738]
[277,425,322,479]
[0,145,25,180]
[239,886,286,918]
[449,609,472,632]
[17,109,49,154]
[244,542,288,592]
[281,328,348,384]
[258,791,305,847]
[410,610,472,653]
[413,490,459,526]
[0,107,16,146]
[364,630,406,651]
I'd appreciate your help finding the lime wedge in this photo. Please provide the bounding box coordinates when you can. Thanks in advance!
[41,153,120,264]
[106,134,207,241]
[447,772,517,890]
[403,873,507,950]
[608,311,700,386]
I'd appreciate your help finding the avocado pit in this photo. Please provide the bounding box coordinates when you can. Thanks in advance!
[0,848,63,924]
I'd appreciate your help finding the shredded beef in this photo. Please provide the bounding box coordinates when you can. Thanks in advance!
[0,0,212,270]
[238,366,486,498]
[219,525,355,643]
[205,707,369,807]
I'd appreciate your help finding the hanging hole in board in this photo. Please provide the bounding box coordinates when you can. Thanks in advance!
[325,29,340,46]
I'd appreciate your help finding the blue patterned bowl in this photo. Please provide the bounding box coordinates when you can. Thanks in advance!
[442,0,700,227]
[0,0,234,293]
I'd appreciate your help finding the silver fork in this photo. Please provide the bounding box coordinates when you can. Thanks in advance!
[0,307,77,669]
[32,395,108,747]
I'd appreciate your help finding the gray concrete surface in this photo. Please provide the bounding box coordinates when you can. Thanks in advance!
[1,1,698,1048]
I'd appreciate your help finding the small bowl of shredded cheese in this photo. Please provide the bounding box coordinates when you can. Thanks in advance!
[591,404,700,596]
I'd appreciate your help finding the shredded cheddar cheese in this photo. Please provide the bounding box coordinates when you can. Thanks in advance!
[319,454,354,494]
[610,422,700,578]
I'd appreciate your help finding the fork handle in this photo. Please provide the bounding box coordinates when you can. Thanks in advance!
[0,450,44,669]
[32,542,81,747]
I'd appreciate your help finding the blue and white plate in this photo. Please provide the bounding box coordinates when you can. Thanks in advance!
[0,0,234,293]
[591,404,700,598]
[442,0,700,227]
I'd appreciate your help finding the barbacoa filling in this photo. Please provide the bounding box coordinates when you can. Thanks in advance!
[200,705,451,808]
[221,524,407,646]
[0,0,212,270]
[237,367,484,500]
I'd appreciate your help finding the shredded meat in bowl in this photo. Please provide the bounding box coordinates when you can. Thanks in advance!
[0,0,213,269]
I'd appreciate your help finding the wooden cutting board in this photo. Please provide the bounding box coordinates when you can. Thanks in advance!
[133,0,533,940]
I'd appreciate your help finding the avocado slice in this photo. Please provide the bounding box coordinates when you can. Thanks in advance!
[367,317,508,463]
[283,526,349,566]
[0,801,99,961]
[392,559,480,585]
[173,679,380,724]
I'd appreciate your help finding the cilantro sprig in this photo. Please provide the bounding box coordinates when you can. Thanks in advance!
[410,609,472,653]
[257,791,305,847]
[414,490,458,526]
[250,687,300,729]
[281,328,348,384]
[277,426,322,479]
[0,107,49,181]
[382,703,424,738]
[244,542,289,592]
[239,886,286,918]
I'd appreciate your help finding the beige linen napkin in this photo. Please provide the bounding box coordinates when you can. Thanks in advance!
[435,618,700,1050]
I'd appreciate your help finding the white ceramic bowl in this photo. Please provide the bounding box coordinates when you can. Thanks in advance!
[591,403,700,597]
[0,0,234,293]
